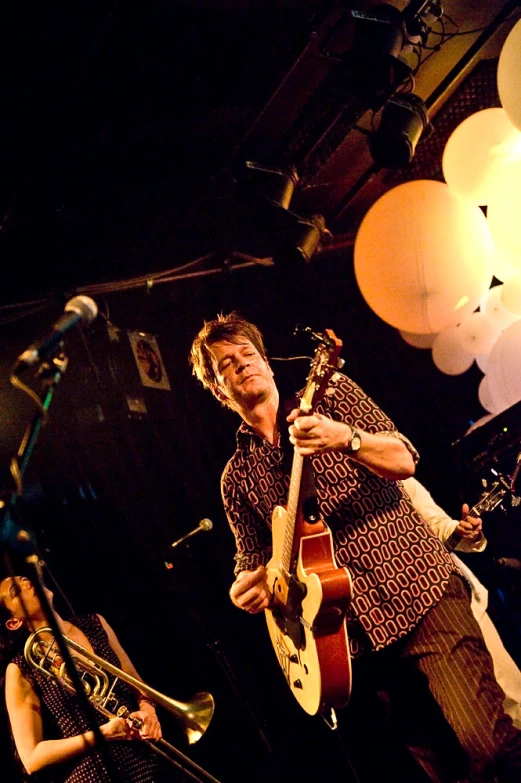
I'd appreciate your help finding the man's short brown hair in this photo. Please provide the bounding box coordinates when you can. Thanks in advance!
[189,312,268,404]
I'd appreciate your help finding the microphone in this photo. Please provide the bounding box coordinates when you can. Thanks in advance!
[13,296,98,372]
[170,518,213,549]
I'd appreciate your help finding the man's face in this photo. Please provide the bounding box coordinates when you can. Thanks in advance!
[209,338,276,411]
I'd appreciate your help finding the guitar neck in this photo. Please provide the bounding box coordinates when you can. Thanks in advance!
[277,327,343,575]
[444,499,483,553]
[281,450,304,572]
[444,529,464,553]
[443,479,509,553]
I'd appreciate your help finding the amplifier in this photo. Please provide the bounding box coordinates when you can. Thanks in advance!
[452,400,521,477]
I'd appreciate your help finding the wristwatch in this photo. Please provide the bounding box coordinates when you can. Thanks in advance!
[346,425,362,454]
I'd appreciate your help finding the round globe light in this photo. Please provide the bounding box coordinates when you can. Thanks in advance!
[399,330,437,348]
[354,180,493,334]
[487,160,521,272]
[482,284,521,330]
[491,246,519,283]
[501,275,521,315]
[457,311,500,355]
[478,375,499,413]
[497,19,521,132]
[476,353,489,373]
[486,319,521,413]
[432,326,475,375]
[442,108,521,206]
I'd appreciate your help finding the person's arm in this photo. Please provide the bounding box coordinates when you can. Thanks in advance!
[96,615,162,740]
[287,373,418,480]
[222,463,273,613]
[451,502,486,552]
[404,476,486,552]
[287,411,416,480]
[5,662,131,775]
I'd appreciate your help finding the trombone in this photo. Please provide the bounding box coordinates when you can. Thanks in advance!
[24,627,221,783]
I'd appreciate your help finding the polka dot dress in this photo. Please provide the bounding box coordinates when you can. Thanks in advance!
[14,614,162,782]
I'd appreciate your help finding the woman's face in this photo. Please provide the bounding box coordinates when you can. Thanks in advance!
[0,576,40,622]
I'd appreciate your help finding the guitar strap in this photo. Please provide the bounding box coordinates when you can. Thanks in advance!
[280,397,321,525]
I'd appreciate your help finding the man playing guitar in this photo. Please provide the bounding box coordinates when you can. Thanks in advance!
[190,312,521,781]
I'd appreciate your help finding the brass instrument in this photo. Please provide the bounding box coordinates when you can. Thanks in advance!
[24,627,220,783]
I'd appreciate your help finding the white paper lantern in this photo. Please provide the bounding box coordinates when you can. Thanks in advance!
[487,160,521,271]
[478,375,499,413]
[482,284,521,329]
[399,330,437,348]
[497,19,521,132]
[476,353,489,373]
[442,108,521,206]
[432,327,475,375]
[354,180,494,334]
[490,247,519,283]
[486,319,521,413]
[501,275,521,315]
[457,311,500,355]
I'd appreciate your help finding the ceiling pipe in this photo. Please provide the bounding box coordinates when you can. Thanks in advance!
[425,0,521,112]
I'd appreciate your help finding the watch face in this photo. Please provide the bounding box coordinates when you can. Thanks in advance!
[351,430,362,452]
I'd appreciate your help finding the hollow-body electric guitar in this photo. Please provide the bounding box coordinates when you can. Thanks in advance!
[265,328,353,716]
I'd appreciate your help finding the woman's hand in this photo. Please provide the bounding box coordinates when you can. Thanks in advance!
[99,717,133,742]
[229,566,270,613]
[129,709,162,741]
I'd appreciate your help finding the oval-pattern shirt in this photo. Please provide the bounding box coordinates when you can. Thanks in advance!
[221,372,457,655]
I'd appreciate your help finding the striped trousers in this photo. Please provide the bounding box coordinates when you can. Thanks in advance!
[348,575,521,782]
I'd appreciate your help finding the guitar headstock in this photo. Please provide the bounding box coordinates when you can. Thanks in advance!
[473,474,512,516]
[297,327,343,414]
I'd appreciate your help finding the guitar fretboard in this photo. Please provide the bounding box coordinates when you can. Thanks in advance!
[282,450,304,573]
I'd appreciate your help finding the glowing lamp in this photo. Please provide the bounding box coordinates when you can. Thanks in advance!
[442,108,521,206]
[432,327,475,375]
[497,19,521,132]
[354,180,493,333]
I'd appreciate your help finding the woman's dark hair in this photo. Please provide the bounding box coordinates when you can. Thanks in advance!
[0,554,46,679]
[0,599,28,682]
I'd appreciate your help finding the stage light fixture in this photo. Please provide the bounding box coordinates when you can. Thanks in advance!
[369,94,429,167]
[351,4,407,59]
[242,161,299,209]
[290,213,328,265]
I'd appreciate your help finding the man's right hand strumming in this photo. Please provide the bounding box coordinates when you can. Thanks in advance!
[229,566,271,614]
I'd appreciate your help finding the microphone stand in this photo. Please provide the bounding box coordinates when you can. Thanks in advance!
[1,352,123,782]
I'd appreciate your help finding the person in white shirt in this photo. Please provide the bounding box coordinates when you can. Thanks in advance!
[404,475,521,729]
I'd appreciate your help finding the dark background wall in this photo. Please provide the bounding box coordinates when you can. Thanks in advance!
[1,249,521,782]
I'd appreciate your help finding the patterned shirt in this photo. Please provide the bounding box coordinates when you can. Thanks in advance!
[221,373,457,655]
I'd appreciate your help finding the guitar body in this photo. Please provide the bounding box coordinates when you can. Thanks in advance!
[265,504,353,715]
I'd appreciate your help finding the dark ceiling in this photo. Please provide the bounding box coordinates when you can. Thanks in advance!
[0,0,519,305]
